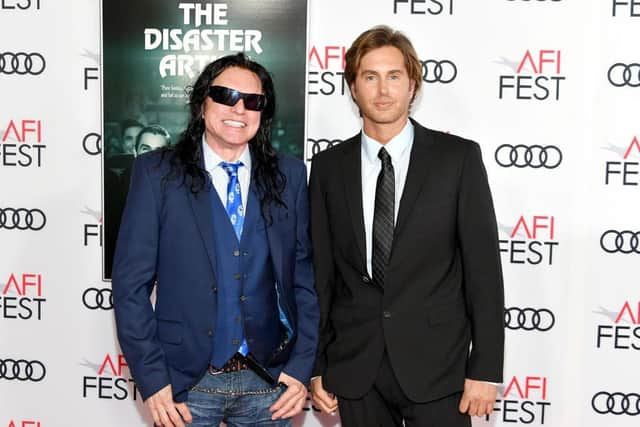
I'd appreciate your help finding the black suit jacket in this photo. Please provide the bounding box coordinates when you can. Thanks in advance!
[309,119,504,402]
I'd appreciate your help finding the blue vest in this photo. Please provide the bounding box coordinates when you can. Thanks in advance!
[209,184,285,367]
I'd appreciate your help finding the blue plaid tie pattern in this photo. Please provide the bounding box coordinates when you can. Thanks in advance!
[220,161,245,241]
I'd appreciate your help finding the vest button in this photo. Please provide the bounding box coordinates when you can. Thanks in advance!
[233,250,241,257]
[232,339,240,345]
[212,287,218,293]
[207,330,213,337]
[234,273,242,280]
[240,295,247,302]
[383,311,392,319]
[362,275,371,284]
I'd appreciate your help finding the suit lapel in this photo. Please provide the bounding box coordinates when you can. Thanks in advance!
[188,181,218,277]
[341,135,367,270]
[393,121,434,242]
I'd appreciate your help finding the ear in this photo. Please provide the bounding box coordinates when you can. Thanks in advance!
[409,79,416,98]
[349,83,358,102]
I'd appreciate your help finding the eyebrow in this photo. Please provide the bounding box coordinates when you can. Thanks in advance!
[360,69,405,75]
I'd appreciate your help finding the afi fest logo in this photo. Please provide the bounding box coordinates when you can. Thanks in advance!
[308,45,347,96]
[486,375,551,424]
[0,273,45,320]
[499,215,558,265]
[1,119,45,168]
[603,136,640,186]
[5,422,42,427]
[612,0,640,17]
[81,207,102,247]
[82,353,141,400]
[595,301,640,350]
[498,50,565,100]
[0,0,40,10]
[392,0,453,15]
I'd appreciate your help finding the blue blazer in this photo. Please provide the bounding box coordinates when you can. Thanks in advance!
[112,149,319,402]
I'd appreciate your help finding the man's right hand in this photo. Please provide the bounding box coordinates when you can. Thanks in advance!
[145,384,193,426]
[310,376,338,414]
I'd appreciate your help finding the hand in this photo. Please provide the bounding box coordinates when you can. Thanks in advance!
[145,384,192,426]
[269,372,308,420]
[458,379,498,417]
[310,376,338,414]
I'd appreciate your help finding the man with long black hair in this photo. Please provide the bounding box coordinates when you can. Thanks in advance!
[113,53,319,427]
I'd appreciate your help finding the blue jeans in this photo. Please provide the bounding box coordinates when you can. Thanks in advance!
[186,368,291,427]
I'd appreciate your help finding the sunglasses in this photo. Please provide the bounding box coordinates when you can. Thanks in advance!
[208,85,267,111]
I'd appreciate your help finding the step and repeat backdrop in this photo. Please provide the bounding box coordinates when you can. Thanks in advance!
[1,0,639,426]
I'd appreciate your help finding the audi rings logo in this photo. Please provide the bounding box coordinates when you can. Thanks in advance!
[600,230,640,254]
[592,392,640,416]
[495,144,562,169]
[607,63,640,88]
[82,287,113,310]
[0,52,46,76]
[421,60,457,84]
[504,307,555,331]
[0,359,46,382]
[307,138,343,161]
[0,208,46,231]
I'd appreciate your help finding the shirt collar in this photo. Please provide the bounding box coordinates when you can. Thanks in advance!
[361,119,414,164]
[201,133,252,173]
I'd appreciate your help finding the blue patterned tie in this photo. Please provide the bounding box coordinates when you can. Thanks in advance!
[220,161,245,241]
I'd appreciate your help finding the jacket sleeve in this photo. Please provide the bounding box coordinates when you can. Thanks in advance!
[457,142,505,383]
[281,161,320,386]
[308,155,336,378]
[112,155,170,400]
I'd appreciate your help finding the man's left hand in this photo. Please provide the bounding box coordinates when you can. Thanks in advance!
[458,379,498,417]
[269,372,307,420]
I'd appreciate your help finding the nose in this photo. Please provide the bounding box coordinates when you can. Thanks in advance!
[378,78,389,95]
[231,98,246,113]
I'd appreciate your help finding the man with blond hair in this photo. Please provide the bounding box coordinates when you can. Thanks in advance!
[309,26,504,426]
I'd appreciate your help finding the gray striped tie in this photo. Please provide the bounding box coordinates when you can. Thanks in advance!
[372,147,394,288]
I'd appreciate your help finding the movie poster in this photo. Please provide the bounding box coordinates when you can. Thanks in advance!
[101,0,308,279]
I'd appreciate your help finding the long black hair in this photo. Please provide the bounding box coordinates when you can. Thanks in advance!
[163,53,286,219]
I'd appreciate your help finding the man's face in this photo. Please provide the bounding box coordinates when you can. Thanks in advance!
[350,46,415,129]
[202,66,262,154]
[136,133,168,156]
[122,126,142,155]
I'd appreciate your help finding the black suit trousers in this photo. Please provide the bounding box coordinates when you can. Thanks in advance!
[337,351,471,427]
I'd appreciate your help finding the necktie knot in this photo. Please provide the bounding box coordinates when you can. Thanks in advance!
[220,161,243,178]
[378,147,392,166]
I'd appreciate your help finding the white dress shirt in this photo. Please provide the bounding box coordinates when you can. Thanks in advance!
[361,120,414,277]
[202,135,252,215]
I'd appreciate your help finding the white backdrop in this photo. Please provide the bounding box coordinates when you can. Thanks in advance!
[1,1,639,426]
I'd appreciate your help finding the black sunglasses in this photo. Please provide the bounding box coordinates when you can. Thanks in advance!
[208,85,267,111]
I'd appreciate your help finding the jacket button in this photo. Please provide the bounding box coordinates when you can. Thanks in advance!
[207,330,213,337]
[234,273,242,280]
[240,295,247,302]
[383,311,392,319]
[232,339,240,345]
[233,250,241,257]
[362,275,371,284]
[212,287,218,293]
